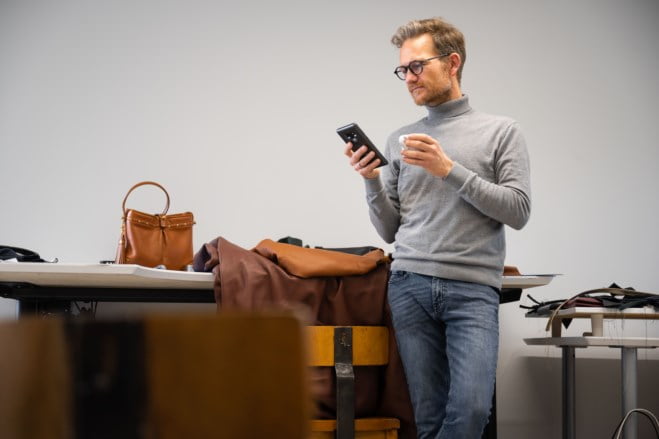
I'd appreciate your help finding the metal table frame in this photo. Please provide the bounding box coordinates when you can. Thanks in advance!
[525,307,659,439]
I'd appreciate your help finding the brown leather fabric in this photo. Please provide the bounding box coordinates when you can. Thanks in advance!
[252,239,389,278]
[193,237,416,439]
[503,265,521,276]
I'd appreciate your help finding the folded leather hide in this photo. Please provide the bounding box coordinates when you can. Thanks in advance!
[193,237,416,439]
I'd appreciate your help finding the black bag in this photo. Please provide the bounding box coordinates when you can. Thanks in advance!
[0,246,47,262]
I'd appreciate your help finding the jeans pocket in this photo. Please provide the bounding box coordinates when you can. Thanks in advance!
[388,270,409,284]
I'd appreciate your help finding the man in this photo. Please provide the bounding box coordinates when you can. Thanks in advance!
[344,17,531,438]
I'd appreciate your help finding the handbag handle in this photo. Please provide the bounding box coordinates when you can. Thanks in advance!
[121,181,170,216]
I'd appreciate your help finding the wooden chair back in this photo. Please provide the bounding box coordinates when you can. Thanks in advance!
[307,326,400,439]
[0,312,311,439]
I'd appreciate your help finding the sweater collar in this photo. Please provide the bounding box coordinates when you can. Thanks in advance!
[426,94,471,121]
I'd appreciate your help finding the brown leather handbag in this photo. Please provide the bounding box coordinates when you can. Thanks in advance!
[114,181,195,270]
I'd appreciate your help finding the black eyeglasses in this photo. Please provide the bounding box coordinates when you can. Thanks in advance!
[393,54,450,80]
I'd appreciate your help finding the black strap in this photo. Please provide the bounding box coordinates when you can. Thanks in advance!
[334,327,355,439]
[0,246,46,262]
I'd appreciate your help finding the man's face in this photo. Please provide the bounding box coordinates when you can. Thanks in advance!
[399,34,458,107]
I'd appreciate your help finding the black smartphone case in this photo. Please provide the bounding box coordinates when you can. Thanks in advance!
[337,123,389,168]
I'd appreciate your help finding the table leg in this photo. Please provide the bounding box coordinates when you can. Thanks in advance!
[621,347,637,439]
[590,314,604,336]
[562,346,576,439]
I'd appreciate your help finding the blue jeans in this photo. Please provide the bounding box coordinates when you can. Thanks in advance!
[387,271,499,439]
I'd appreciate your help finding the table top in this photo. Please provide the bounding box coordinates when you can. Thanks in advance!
[0,263,211,290]
[0,262,556,290]
[527,306,659,321]
[524,336,659,348]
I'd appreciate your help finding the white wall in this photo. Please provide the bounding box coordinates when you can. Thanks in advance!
[1,0,658,437]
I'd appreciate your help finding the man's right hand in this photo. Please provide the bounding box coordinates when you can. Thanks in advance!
[344,143,381,179]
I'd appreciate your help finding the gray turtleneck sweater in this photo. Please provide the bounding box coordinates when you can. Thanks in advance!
[364,95,531,288]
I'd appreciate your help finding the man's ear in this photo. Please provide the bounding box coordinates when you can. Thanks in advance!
[448,52,462,78]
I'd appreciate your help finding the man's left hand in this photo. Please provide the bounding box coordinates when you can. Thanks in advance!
[401,133,454,178]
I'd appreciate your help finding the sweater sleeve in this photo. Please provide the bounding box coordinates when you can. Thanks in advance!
[364,157,401,243]
[444,122,531,230]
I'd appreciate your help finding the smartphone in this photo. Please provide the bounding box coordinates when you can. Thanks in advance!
[337,123,389,168]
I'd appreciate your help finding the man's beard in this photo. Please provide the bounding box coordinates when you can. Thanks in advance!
[413,81,453,107]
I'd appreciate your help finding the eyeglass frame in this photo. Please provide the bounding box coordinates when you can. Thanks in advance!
[393,53,451,80]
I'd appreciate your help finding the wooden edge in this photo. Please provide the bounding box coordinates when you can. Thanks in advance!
[311,418,400,431]
[306,326,389,366]
[145,312,311,439]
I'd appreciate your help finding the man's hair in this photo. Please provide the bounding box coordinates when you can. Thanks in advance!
[391,17,466,83]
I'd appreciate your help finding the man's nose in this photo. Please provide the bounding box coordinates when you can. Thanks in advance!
[405,70,419,83]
